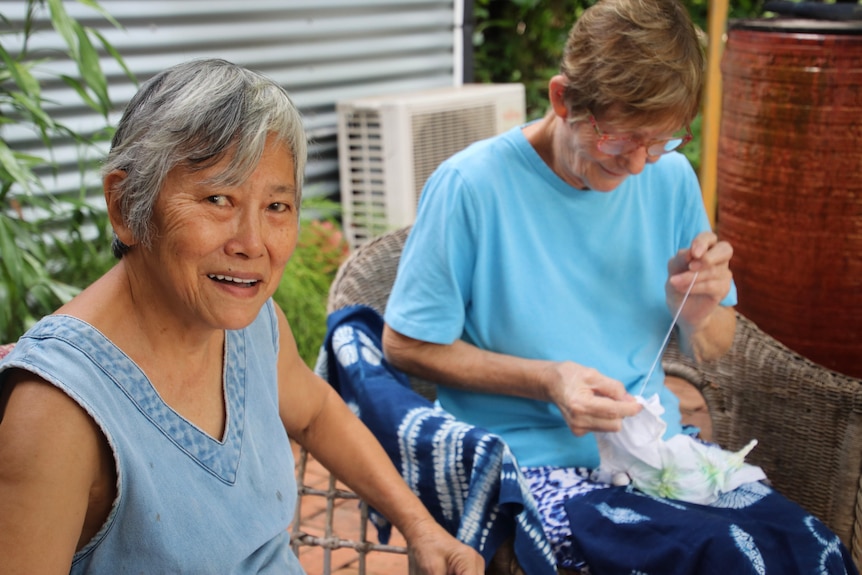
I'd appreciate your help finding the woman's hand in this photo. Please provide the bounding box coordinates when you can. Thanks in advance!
[543,361,642,436]
[403,517,485,575]
[666,231,734,330]
[666,231,737,361]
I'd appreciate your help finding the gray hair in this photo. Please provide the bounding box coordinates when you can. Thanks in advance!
[102,58,308,258]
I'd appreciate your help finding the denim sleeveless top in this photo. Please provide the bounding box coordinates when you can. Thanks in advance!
[0,300,303,574]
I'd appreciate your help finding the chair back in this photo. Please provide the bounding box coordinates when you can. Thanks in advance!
[327,226,409,316]
[326,227,437,401]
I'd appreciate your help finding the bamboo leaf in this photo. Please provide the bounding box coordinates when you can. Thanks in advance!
[0,0,130,340]
[0,48,41,99]
[76,0,125,31]
[44,279,81,304]
[60,75,99,113]
[0,217,25,293]
[10,91,57,132]
[21,1,39,52]
[75,25,110,114]
[92,29,136,85]
[0,281,11,339]
[46,0,80,60]
[20,251,51,284]
[25,282,56,311]
[0,141,37,192]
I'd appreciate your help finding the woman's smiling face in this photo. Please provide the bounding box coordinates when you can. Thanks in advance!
[128,134,299,332]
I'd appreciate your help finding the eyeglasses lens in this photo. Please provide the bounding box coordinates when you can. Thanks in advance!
[591,115,691,156]
[598,136,686,156]
[650,138,685,156]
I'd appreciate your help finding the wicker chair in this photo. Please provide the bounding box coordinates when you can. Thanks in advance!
[291,225,862,574]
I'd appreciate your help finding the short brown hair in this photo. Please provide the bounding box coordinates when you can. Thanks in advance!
[560,0,704,126]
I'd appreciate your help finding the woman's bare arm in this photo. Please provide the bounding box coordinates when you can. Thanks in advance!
[274,305,483,575]
[0,371,110,573]
[382,325,641,436]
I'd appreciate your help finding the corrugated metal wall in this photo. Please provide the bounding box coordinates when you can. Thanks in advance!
[2,0,459,204]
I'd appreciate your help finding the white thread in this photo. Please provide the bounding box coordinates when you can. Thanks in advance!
[637,271,699,397]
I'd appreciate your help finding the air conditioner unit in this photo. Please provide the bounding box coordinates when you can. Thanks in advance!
[336,83,526,250]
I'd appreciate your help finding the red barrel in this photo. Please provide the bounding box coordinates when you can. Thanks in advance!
[718,18,862,378]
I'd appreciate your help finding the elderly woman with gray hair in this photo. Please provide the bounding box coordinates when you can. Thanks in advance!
[0,59,483,575]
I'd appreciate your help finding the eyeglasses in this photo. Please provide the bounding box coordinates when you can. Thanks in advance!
[589,114,692,156]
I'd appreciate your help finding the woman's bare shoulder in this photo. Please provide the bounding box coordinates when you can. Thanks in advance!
[1,369,101,460]
[0,369,112,568]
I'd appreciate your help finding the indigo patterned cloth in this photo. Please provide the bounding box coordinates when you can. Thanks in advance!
[564,476,858,574]
[316,305,557,575]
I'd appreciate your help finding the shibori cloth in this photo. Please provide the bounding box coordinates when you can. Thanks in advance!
[564,482,858,574]
[315,305,557,575]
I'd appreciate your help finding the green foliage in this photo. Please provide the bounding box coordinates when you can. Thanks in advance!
[46,195,116,288]
[273,199,349,368]
[0,0,134,342]
[472,0,591,120]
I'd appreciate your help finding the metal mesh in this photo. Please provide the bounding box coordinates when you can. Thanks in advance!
[290,446,416,574]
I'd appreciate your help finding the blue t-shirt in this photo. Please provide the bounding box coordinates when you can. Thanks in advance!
[384,125,737,469]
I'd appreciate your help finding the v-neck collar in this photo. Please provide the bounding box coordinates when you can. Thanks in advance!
[37,315,246,484]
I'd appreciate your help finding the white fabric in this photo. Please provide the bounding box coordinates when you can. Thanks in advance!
[593,394,767,505]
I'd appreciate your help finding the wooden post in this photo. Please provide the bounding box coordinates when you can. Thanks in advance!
[700,0,729,228]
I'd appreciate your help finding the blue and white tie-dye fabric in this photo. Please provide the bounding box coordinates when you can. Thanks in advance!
[561,479,857,574]
[521,466,605,571]
[317,305,557,575]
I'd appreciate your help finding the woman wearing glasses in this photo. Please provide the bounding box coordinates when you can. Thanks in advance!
[381,0,856,572]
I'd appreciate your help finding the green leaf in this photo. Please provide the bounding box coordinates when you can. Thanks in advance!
[10,90,57,132]
[0,217,26,293]
[0,48,41,99]
[21,1,41,51]
[0,141,37,193]
[46,0,80,60]
[92,29,137,85]
[60,75,100,113]
[25,281,56,311]
[0,280,11,340]
[49,280,82,303]
[76,24,110,114]
[75,0,125,30]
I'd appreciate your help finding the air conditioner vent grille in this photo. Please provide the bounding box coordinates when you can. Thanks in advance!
[410,104,496,205]
[344,109,389,245]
